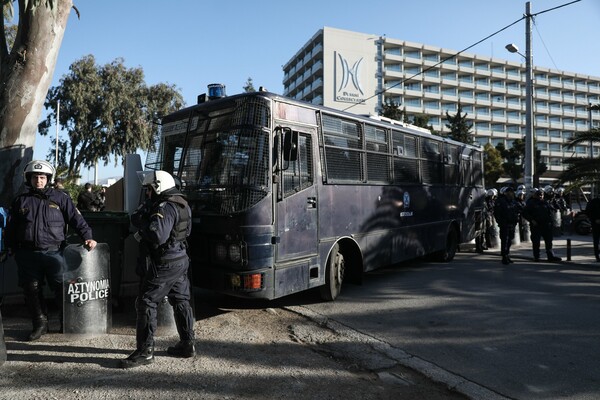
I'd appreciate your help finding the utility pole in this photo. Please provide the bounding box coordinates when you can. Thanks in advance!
[55,99,60,172]
[524,1,534,190]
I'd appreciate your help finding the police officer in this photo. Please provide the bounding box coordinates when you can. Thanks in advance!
[522,188,562,262]
[120,170,195,368]
[5,160,97,341]
[585,195,600,262]
[494,186,521,264]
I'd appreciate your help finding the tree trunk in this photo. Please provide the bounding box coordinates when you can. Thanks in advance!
[0,0,72,207]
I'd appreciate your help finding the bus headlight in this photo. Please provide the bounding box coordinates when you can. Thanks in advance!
[215,243,227,261]
[229,244,242,263]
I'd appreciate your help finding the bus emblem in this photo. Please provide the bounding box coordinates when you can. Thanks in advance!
[403,192,410,209]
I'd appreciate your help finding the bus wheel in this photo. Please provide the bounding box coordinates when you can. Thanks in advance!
[320,243,345,301]
[435,226,459,262]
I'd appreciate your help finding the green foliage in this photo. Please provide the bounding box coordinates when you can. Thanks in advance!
[38,55,184,178]
[559,127,600,188]
[243,77,255,93]
[483,143,503,187]
[411,114,436,134]
[380,99,405,121]
[496,138,547,185]
[444,103,473,144]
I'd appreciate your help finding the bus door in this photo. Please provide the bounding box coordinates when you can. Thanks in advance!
[275,126,318,262]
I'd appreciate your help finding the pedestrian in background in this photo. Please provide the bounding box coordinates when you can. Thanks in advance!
[5,160,97,341]
[494,186,521,264]
[585,195,600,262]
[77,183,101,211]
[120,170,195,368]
[522,188,562,262]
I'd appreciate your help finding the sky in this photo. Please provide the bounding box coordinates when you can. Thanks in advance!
[33,0,600,182]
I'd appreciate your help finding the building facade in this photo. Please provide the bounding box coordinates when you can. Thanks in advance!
[282,27,600,182]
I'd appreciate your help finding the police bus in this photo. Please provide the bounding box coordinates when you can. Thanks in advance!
[145,88,485,301]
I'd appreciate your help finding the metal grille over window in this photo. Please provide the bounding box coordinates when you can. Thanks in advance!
[365,125,390,183]
[392,130,419,183]
[148,97,272,214]
[282,134,313,198]
[421,139,443,184]
[322,114,363,182]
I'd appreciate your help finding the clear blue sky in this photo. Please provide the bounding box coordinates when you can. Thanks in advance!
[33,0,600,181]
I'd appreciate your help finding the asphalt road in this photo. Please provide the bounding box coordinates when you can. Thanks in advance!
[296,238,600,400]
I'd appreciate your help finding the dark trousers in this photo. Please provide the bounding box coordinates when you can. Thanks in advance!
[499,224,516,256]
[135,257,195,349]
[530,224,554,259]
[592,223,600,260]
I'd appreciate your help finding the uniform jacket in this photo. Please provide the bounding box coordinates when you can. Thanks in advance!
[585,198,600,225]
[522,197,553,228]
[493,195,521,227]
[6,187,93,250]
[131,193,191,263]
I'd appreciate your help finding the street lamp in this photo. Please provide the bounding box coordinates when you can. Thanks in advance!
[506,2,534,191]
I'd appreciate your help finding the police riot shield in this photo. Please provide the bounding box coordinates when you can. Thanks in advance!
[63,243,112,335]
[0,309,6,365]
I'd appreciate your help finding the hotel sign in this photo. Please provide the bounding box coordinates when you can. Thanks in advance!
[335,52,366,104]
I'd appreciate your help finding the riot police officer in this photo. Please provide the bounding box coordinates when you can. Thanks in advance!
[120,170,195,368]
[494,186,521,264]
[522,188,562,262]
[5,160,97,341]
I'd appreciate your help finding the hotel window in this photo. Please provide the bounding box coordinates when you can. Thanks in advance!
[506,82,521,91]
[549,103,561,112]
[491,80,505,89]
[563,78,574,87]
[475,77,489,86]
[492,109,505,117]
[536,115,548,123]
[563,93,574,101]
[491,138,504,146]
[462,105,473,113]
[475,63,489,72]
[507,125,520,134]
[537,143,548,151]
[404,82,421,91]
[475,92,490,101]
[476,122,490,131]
[550,157,562,166]
[442,56,456,65]
[458,59,473,68]
[507,111,520,119]
[424,69,440,78]
[459,75,473,83]
[423,53,439,62]
[536,101,548,109]
[549,116,561,124]
[429,116,441,125]
[536,87,548,96]
[549,143,562,152]
[404,50,421,59]
[386,64,401,72]
[442,87,457,96]
[536,128,548,136]
[549,89,561,98]
[386,47,401,55]
[441,72,456,80]
[549,130,561,138]
[423,85,439,93]
[576,145,587,154]
[507,97,520,106]
[404,66,421,75]
[404,98,421,107]
[535,73,547,81]
[476,107,490,115]
[443,103,457,112]
[575,80,587,90]
[386,80,402,89]
[493,95,505,103]
[491,65,504,74]
[506,68,520,77]
[459,90,473,98]
[491,124,505,132]
[475,137,489,146]
[424,101,440,109]
[549,76,561,85]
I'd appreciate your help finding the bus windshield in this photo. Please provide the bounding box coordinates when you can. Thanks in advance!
[149,96,272,214]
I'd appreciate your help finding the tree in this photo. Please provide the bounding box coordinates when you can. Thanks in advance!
[380,99,404,121]
[38,55,184,178]
[243,77,255,93]
[444,103,473,144]
[483,143,503,187]
[496,138,547,186]
[559,127,600,190]
[411,114,436,134]
[0,0,74,207]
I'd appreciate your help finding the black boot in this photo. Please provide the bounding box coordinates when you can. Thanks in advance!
[23,281,48,341]
[119,346,154,368]
[547,252,562,262]
[167,340,195,358]
[501,255,510,265]
[507,255,514,264]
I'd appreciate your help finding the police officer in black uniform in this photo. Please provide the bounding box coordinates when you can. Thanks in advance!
[120,170,195,368]
[494,186,521,264]
[522,188,562,262]
[585,195,600,262]
[5,160,97,341]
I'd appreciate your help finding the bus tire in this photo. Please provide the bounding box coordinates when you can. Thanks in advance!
[319,243,345,301]
[435,226,459,262]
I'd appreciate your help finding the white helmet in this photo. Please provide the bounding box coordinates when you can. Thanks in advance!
[486,188,498,197]
[516,189,525,198]
[556,187,565,195]
[517,184,526,192]
[499,186,508,195]
[543,185,554,195]
[23,160,55,186]
[140,170,176,195]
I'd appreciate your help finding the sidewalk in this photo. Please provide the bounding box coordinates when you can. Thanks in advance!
[498,232,597,264]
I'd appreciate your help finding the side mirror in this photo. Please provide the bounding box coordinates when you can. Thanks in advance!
[283,128,298,162]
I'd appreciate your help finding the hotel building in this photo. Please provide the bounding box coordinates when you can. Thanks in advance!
[282,27,600,182]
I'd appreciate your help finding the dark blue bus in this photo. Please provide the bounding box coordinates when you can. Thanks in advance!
[146,91,485,300]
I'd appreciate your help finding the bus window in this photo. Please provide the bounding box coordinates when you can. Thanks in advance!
[281,133,313,198]
[322,114,362,182]
[392,130,419,183]
[421,138,443,184]
[365,125,391,183]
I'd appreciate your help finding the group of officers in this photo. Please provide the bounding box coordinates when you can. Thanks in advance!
[482,184,574,264]
[2,160,195,369]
